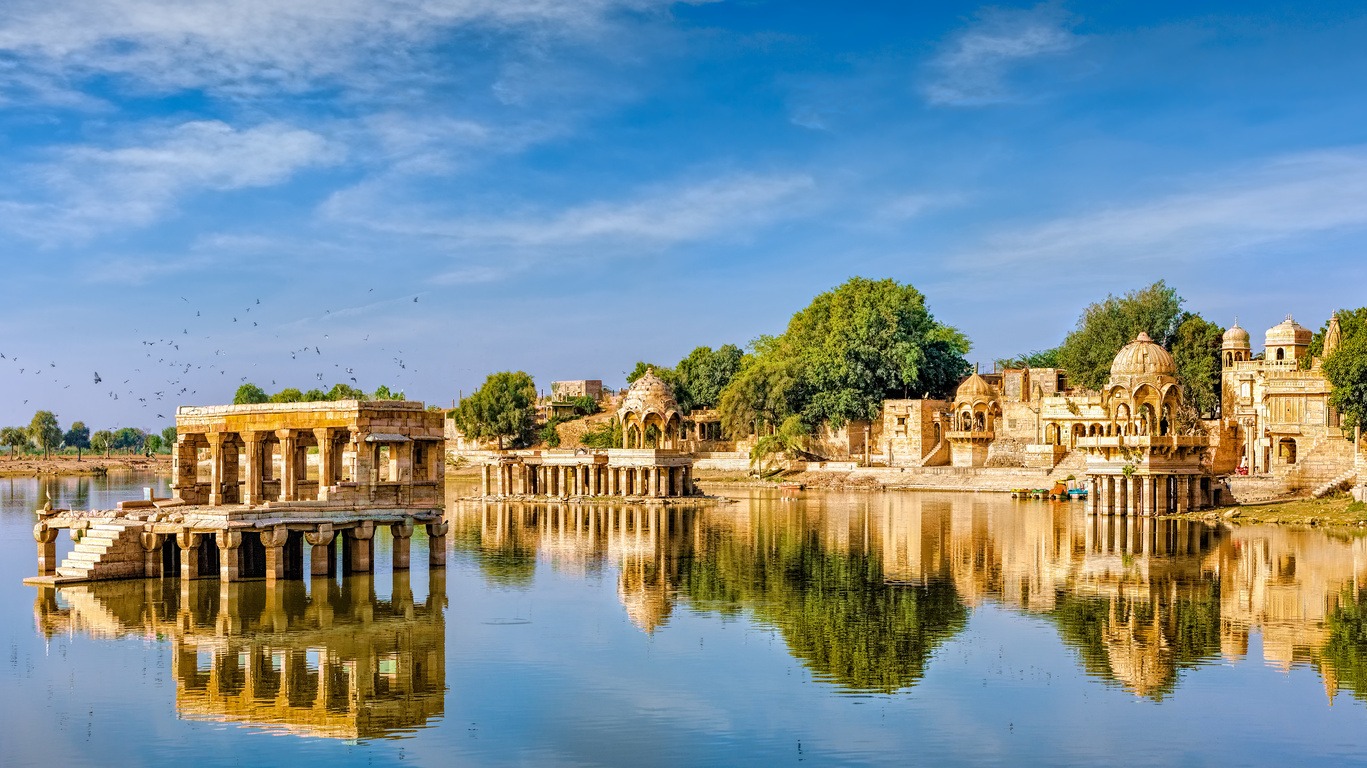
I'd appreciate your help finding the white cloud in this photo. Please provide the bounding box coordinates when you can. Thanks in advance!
[0,120,337,243]
[0,0,701,94]
[924,4,1080,106]
[964,147,1367,269]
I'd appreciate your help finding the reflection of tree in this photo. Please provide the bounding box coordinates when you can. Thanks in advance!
[451,510,537,588]
[1322,588,1367,703]
[1047,584,1221,701]
[682,527,967,694]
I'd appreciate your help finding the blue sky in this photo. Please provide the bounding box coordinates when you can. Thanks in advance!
[2,0,1366,430]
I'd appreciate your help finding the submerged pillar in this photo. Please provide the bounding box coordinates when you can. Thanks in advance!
[391,519,414,570]
[177,531,204,580]
[306,525,335,577]
[346,522,375,573]
[427,521,449,568]
[34,523,58,576]
[262,526,290,582]
[139,531,164,578]
[216,531,242,582]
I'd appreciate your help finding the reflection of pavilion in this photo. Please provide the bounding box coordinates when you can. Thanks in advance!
[34,572,446,739]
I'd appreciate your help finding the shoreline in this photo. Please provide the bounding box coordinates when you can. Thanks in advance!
[0,455,171,477]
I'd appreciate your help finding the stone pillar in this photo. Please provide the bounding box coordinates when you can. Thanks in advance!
[242,431,265,505]
[1176,476,1190,514]
[262,526,290,582]
[481,464,491,496]
[347,521,375,573]
[276,429,296,502]
[392,520,414,570]
[1106,476,1116,515]
[216,531,242,582]
[34,523,58,576]
[427,521,449,568]
[683,465,693,496]
[206,433,226,506]
[178,530,203,580]
[306,525,335,577]
[314,428,333,497]
[139,531,163,578]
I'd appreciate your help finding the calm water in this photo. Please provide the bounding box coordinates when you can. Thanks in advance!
[4,474,1367,766]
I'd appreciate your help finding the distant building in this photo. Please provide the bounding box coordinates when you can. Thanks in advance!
[551,380,604,401]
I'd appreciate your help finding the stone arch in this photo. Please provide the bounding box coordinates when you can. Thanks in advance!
[1276,348,1285,361]
[1278,437,1297,465]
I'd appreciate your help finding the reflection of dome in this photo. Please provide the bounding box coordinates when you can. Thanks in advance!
[618,564,672,634]
[1110,332,1177,378]
[954,373,996,403]
[1222,322,1250,347]
[1265,315,1312,348]
[618,368,680,421]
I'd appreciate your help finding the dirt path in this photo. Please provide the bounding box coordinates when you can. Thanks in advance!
[0,454,171,477]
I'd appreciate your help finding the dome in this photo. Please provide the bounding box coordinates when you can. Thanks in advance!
[955,372,996,402]
[1265,315,1312,348]
[617,368,679,419]
[1109,332,1177,379]
[1222,322,1250,348]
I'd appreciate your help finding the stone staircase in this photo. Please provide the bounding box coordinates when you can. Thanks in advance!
[1312,469,1359,499]
[56,521,147,581]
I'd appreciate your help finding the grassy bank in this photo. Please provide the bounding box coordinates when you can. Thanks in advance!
[1167,494,1367,528]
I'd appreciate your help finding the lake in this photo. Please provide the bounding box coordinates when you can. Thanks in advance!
[3,472,1367,766]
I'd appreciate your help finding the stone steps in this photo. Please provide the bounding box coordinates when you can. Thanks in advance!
[1313,470,1358,499]
[54,521,145,583]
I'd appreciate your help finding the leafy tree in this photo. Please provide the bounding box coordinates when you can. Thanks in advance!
[675,344,745,411]
[452,371,538,450]
[566,395,599,416]
[581,418,623,449]
[144,434,164,455]
[91,430,114,458]
[996,348,1062,369]
[270,387,303,403]
[302,388,328,401]
[63,421,91,461]
[161,425,177,448]
[1324,314,1367,431]
[1171,313,1225,417]
[113,427,146,455]
[539,419,563,448]
[234,383,269,404]
[327,382,366,401]
[0,426,28,459]
[718,346,801,438]
[28,411,62,459]
[1306,308,1367,363]
[1057,281,1185,391]
[372,384,404,400]
[750,415,810,477]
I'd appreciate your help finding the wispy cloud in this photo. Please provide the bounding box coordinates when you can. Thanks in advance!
[0,0,701,95]
[924,4,1080,106]
[0,120,337,244]
[963,147,1367,269]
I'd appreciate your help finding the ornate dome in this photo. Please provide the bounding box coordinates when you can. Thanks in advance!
[1265,315,1312,348]
[955,372,997,403]
[1222,321,1250,348]
[617,368,680,419]
[1109,332,1177,379]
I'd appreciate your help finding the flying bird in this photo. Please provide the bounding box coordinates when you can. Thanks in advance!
[93,372,102,384]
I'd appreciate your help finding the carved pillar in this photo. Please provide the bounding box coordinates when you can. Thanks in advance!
[206,433,226,506]
[177,530,203,580]
[140,531,164,578]
[34,523,58,576]
[427,521,449,568]
[314,428,333,498]
[241,431,265,505]
[1176,476,1189,514]
[391,519,414,570]
[347,521,375,573]
[216,531,242,582]
[276,429,296,502]
[481,464,491,496]
[262,526,290,582]
[306,525,335,577]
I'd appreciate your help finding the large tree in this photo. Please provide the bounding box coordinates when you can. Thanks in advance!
[64,421,91,461]
[161,425,178,448]
[1171,314,1225,418]
[113,427,146,455]
[91,430,114,458]
[0,426,28,459]
[675,344,744,412]
[453,371,538,450]
[1057,281,1185,391]
[1322,308,1367,432]
[234,383,268,404]
[719,278,970,434]
[29,411,62,459]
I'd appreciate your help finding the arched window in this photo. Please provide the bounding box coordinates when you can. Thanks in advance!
[1278,438,1297,465]
[1276,348,1285,361]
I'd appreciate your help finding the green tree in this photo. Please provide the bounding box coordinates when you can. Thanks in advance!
[0,426,28,459]
[161,425,177,448]
[327,382,366,401]
[1306,308,1367,363]
[453,371,538,450]
[28,411,62,459]
[718,345,801,438]
[63,421,91,461]
[372,384,404,400]
[580,418,623,449]
[302,388,328,401]
[270,387,303,403]
[90,430,114,458]
[144,434,164,456]
[1056,281,1185,391]
[234,383,269,404]
[1324,315,1367,431]
[675,344,744,411]
[750,415,810,477]
[113,427,146,455]
[1171,313,1225,418]
[996,348,1062,369]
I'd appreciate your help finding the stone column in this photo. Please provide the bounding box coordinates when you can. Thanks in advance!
[683,465,693,496]
[392,519,414,570]
[178,531,203,580]
[217,531,242,582]
[139,531,163,578]
[314,429,333,497]
[276,429,296,502]
[347,521,375,573]
[241,431,265,505]
[481,464,491,496]
[1175,476,1189,514]
[206,433,226,506]
[427,521,449,568]
[306,525,335,577]
[262,526,290,582]
[34,523,58,576]
[173,434,201,503]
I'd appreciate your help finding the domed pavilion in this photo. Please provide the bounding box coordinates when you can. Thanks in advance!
[947,370,1001,467]
[618,368,683,450]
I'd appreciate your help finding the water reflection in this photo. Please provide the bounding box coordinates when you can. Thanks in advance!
[34,572,446,739]
[450,492,1367,703]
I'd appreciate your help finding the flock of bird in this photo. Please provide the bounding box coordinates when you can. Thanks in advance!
[0,290,429,430]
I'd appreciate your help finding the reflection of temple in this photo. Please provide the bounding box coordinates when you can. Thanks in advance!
[34,572,446,739]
